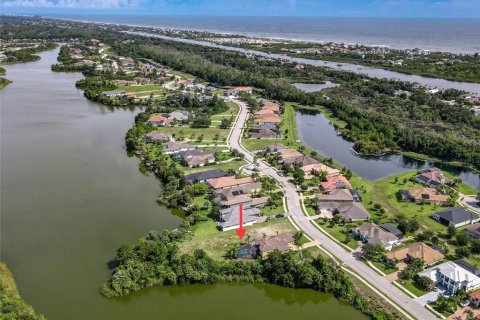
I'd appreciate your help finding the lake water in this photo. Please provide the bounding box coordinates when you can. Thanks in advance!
[296,111,480,190]
[293,81,338,92]
[49,15,480,54]
[0,48,367,320]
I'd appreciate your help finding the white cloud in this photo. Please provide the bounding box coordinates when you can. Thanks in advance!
[2,0,145,9]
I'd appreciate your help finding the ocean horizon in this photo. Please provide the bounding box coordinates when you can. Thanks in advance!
[44,14,480,53]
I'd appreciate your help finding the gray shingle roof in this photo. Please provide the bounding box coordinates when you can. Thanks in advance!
[434,207,479,224]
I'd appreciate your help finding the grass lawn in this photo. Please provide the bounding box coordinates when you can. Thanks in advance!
[118,84,164,93]
[397,279,429,297]
[181,159,248,174]
[349,171,448,234]
[154,124,231,142]
[304,205,316,216]
[242,138,283,152]
[261,203,285,216]
[179,218,297,260]
[315,220,359,250]
[371,261,398,275]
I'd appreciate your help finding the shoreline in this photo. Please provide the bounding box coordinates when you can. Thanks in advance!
[39,15,480,55]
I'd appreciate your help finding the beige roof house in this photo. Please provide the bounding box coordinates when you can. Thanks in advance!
[207,176,254,190]
[386,242,444,266]
[407,187,449,204]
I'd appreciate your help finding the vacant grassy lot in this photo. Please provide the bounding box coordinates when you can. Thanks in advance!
[182,159,248,174]
[315,220,359,250]
[179,218,297,260]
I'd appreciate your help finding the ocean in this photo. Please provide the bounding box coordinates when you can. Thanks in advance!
[47,15,480,53]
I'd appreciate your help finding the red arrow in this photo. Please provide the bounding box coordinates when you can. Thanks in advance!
[236,203,246,240]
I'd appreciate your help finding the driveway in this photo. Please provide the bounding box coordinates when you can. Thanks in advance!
[415,288,446,306]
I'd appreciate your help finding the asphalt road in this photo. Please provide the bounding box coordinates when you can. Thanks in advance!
[229,99,438,320]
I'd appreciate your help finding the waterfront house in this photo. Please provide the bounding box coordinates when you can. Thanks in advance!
[415,168,450,187]
[432,207,480,228]
[144,132,173,143]
[147,115,174,127]
[386,242,444,266]
[207,176,254,190]
[316,189,354,203]
[254,109,275,116]
[114,79,137,86]
[265,143,288,152]
[133,77,151,84]
[168,110,190,122]
[162,141,196,155]
[177,150,216,168]
[277,149,304,164]
[254,123,279,132]
[418,261,480,294]
[320,175,352,193]
[317,200,371,222]
[252,233,294,258]
[303,163,340,180]
[184,169,226,184]
[352,223,399,251]
[250,129,279,139]
[253,114,281,125]
[405,187,449,205]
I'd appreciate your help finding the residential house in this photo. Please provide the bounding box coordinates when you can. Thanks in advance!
[207,176,254,190]
[254,123,279,132]
[352,223,400,251]
[320,175,352,193]
[316,194,371,221]
[217,204,260,231]
[454,259,480,277]
[177,150,216,168]
[184,169,226,184]
[102,90,126,97]
[225,86,253,97]
[133,77,151,84]
[144,132,173,143]
[176,79,194,88]
[386,242,444,266]
[120,58,135,68]
[220,194,253,209]
[254,109,275,116]
[261,101,281,114]
[250,129,279,139]
[466,223,480,239]
[303,163,341,180]
[418,261,480,294]
[415,168,450,187]
[148,115,174,127]
[252,233,295,258]
[253,114,281,125]
[378,223,404,238]
[213,182,262,201]
[405,187,449,205]
[432,207,480,228]
[278,149,304,164]
[162,141,196,155]
[468,289,480,308]
[114,79,137,86]
[168,110,190,122]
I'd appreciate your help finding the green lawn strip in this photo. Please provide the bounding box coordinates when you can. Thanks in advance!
[152,125,230,141]
[397,279,429,298]
[371,261,398,275]
[305,205,316,216]
[242,138,283,152]
[261,203,285,216]
[443,172,478,194]
[315,219,359,250]
[181,160,248,174]
[118,84,164,92]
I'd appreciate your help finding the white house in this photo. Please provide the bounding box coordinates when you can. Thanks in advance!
[418,261,480,294]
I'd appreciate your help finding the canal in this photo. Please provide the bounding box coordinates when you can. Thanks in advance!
[0,48,367,320]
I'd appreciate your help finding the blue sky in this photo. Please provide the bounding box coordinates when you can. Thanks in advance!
[1,0,479,18]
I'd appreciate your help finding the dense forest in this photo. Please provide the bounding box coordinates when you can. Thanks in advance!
[0,262,45,320]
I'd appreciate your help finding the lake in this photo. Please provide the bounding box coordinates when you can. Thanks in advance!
[0,48,367,320]
[296,111,480,190]
[293,81,338,92]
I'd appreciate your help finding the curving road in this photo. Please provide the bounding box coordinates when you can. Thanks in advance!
[229,99,438,320]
